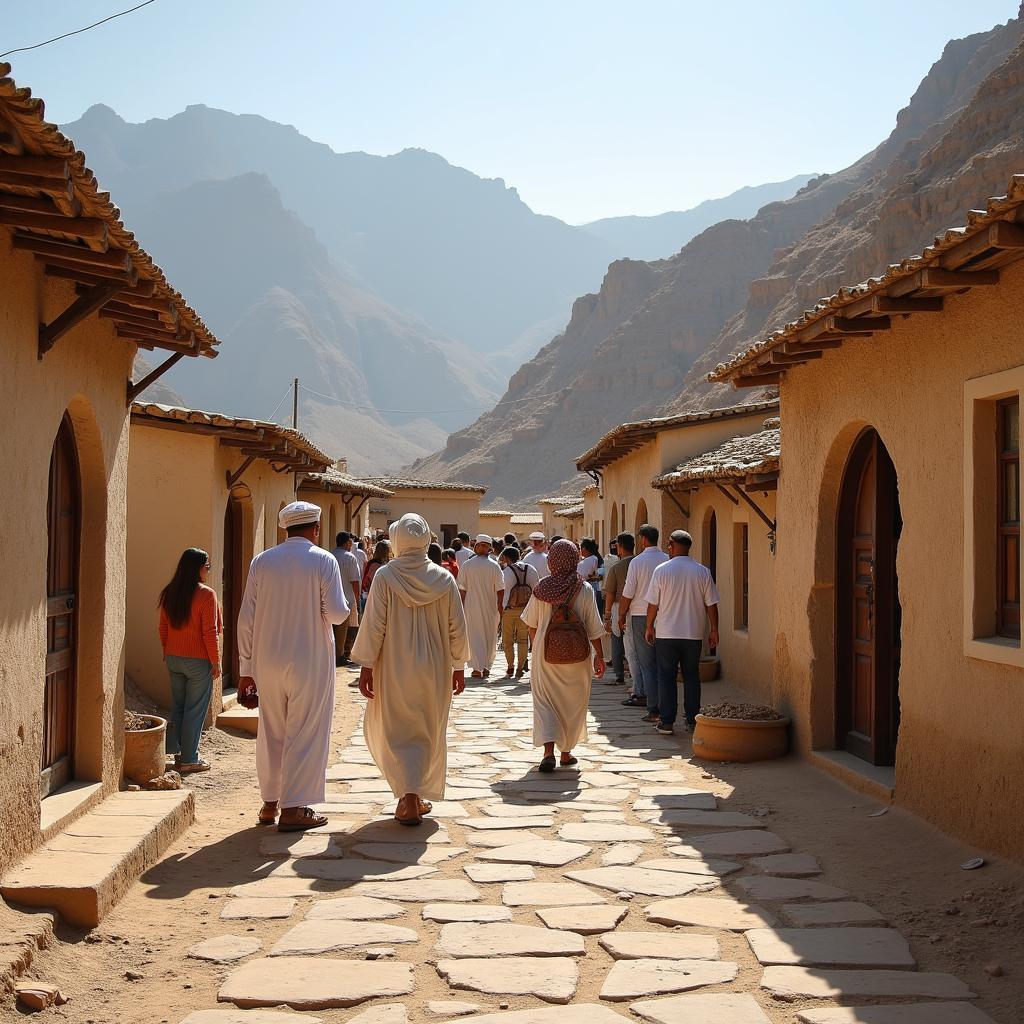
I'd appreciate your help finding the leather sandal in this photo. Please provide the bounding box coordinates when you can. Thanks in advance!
[539,755,556,773]
[559,754,578,767]
[396,795,422,826]
[277,807,328,833]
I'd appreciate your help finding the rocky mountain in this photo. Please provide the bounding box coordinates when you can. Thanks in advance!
[581,175,816,261]
[127,172,500,472]
[413,9,1024,504]
[64,104,618,362]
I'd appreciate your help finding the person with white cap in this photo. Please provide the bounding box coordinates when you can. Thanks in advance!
[352,513,469,825]
[236,500,350,831]
[523,532,550,579]
[458,534,505,678]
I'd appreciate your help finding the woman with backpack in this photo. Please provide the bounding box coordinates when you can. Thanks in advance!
[499,546,540,679]
[520,539,606,772]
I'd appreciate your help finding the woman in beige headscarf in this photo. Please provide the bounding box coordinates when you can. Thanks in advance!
[352,513,470,825]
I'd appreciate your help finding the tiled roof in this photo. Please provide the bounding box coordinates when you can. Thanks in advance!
[537,494,584,506]
[361,476,487,494]
[554,503,585,518]
[300,467,393,499]
[0,66,218,357]
[510,513,544,525]
[479,509,513,517]
[653,427,780,489]
[576,400,780,472]
[130,402,331,472]
[710,175,1024,384]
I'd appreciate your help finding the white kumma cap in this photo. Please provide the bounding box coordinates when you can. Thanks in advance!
[278,500,321,529]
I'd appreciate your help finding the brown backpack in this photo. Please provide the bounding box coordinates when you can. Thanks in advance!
[507,564,533,610]
[543,582,591,664]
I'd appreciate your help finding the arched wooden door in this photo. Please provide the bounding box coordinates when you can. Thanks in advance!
[634,498,648,535]
[706,509,718,582]
[222,492,246,689]
[836,429,902,766]
[43,415,80,796]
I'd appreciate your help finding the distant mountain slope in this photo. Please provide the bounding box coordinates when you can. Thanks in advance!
[129,172,501,472]
[413,11,1024,503]
[63,104,617,360]
[582,175,816,261]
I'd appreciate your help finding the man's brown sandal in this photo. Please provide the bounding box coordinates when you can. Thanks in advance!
[277,807,328,832]
[396,796,422,826]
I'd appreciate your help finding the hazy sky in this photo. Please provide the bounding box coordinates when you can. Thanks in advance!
[1,1,1018,223]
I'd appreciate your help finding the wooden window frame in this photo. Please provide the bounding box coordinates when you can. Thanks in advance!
[734,522,749,630]
[997,396,1020,639]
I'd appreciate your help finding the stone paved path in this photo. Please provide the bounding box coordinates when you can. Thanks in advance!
[181,654,994,1023]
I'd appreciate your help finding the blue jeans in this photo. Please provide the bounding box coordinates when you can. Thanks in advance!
[165,655,214,764]
[591,585,604,618]
[654,637,702,726]
[630,615,658,704]
[610,630,626,682]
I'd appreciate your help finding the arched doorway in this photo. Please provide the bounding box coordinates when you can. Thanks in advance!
[328,505,337,550]
[704,508,718,582]
[610,503,619,541]
[634,498,648,535]
[43,414,80,796]
[222,487,253,690]
[836,428,902,766]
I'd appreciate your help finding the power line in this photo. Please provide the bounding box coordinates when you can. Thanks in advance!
[264,382,296,424]
[0,0,159,59]
[296,381,568,417]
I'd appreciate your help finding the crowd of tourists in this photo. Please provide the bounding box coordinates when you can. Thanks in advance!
[154,501,718,831]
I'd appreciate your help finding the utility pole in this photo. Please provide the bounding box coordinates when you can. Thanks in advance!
[292,377,299,429]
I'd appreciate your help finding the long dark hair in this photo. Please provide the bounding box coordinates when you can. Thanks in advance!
[427,542,443,565]
[159,548,208,628]
[581,537,604,567]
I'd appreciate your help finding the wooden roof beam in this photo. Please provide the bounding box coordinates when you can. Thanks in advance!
[126,350,188,404]
[768,349,822,367]
[0,191,78,218]
[0,170,74,200]
[941,220,1024,270]
[101,308,177,332]
[887,267,999,297]
[38,280,123,358]
[744,473,778,492]
[828,315,890,334]
[0,209,107,250]
[781,339,842,354]
[74,281,163,307]
[733,371,782,387]
[15,233,126,269]
[0,154,69,179]
[841,293,944,318]
[45,261,146,291]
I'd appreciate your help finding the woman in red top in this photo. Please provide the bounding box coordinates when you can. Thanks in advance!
[361,540,392,596]
[158,548,222,774]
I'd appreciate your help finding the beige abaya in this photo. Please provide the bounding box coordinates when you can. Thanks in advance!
[521,584,605,750]
[351,514,470,801]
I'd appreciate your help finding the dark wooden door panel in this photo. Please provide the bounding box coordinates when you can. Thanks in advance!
[43,415,79,797]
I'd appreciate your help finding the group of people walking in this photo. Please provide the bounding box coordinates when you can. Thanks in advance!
[154,501,718,832]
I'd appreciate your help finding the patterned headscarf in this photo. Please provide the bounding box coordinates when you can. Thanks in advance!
[532,539,583,606]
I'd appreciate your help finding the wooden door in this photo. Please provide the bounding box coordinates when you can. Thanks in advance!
[42,415,80,796]
[222,495,244,689]
[836,430,902,766]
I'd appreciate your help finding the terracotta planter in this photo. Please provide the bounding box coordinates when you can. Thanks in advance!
[698,655,720,683]
[123,714,167,784]
[692,713,790,763]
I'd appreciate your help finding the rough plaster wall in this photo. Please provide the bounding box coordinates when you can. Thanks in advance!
[775,260,1024,862]
[0,247,133,875]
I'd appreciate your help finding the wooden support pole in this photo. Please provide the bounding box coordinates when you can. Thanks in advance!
[126,350,186,403]
[716,484,740,506]
[664,488,690,521]
[38,280,122,358]
[226,455,256,489]
[732,485,776,532]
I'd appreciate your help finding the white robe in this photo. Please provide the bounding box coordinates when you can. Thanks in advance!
[521,585,605,750]
[458,554,504,671]
[237,537,349,807]
[352,562,469,801]
[523,549,550,579]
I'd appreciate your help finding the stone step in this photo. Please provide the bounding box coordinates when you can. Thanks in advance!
[0,791,193,927]
[216,703,259,736]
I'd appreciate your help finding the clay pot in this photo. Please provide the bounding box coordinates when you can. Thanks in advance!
[123,714,167,784]
[698,655,720,683]
[692,713,790,763]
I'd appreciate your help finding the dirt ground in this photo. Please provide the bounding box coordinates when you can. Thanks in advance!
[3,668,1022,1023]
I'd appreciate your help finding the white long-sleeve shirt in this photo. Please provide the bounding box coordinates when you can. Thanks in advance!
[237,537,349,683]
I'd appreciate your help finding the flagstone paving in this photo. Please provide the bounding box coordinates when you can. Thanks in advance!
[185,664,994,1023]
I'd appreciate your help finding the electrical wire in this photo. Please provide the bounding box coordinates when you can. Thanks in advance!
[264,382,296,424]
[297,381,567,417]
[0,1,159,59]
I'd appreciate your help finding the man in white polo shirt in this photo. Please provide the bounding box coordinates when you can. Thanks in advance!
[523,532,550,579]
[617,523,668,712]
[644,529,719,735]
